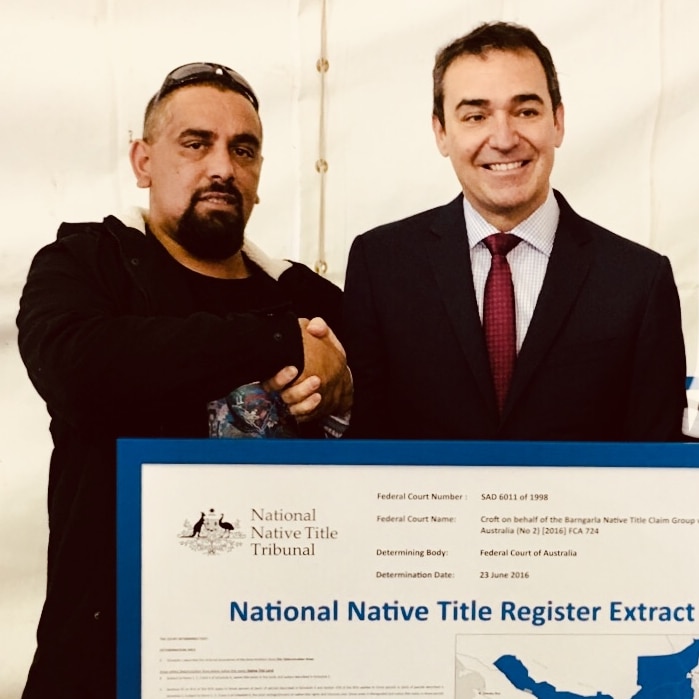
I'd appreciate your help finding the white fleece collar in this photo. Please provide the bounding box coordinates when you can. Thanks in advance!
[117,207,292,281]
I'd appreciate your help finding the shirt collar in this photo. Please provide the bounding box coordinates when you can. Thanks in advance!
[116,207,293,280]
[463,189,559,256]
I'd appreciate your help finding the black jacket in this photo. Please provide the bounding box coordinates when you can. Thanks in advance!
[17,214,343,698]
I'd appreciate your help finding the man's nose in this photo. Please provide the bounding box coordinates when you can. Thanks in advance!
[207,144,236,180]
[488,113,519,151]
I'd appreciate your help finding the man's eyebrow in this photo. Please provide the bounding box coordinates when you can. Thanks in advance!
[178,128,214,140]
[454,94,545,110]
[455,98,489,110]
[513,93,545,105]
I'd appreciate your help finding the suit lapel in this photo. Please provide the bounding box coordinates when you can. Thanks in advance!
[426,196,498,414]
[503,193,594,419]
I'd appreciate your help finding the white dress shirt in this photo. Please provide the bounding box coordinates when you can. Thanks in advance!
[464,189,560,352]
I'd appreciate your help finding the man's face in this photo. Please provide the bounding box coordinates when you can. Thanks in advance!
[433,49,564,230]
[135,85,263,260]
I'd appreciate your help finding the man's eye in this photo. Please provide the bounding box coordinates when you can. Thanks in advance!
[463,113,485,123]
[518,108,539,118]
[233,147,254,158]
[184,141,205,150]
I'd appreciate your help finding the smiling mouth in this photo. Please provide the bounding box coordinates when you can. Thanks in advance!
[484,161,528,172]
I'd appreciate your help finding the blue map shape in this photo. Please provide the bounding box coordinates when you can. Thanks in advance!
[494,640,699,699]
[632,638,699,699]
[494,654,613,699]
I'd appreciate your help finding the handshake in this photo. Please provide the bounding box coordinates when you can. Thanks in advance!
[263,317,353,422]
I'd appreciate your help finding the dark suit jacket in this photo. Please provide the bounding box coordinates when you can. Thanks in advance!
[344,191,686,441]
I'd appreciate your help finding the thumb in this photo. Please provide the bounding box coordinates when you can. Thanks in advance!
[305,316,329,338]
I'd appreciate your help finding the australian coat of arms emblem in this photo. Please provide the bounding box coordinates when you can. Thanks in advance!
[178,507,245,555]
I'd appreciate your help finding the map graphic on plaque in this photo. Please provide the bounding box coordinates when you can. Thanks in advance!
[455,635,699,699]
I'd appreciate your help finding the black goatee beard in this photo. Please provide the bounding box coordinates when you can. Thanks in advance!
[171,182,246,261]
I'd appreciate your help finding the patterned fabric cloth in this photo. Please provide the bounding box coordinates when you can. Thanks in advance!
[208,383,298,438]
[208,384,350,439]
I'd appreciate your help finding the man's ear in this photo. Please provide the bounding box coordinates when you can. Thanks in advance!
[432,115,449,157]
[129,139,152,188]
[553,103,565,148]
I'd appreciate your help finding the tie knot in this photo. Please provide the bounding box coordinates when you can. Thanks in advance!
[484,232,521,257]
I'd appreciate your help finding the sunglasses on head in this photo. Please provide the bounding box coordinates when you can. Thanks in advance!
[153,62,259,111]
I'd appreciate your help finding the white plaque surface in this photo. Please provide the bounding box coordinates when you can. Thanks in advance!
[118,441,699,699]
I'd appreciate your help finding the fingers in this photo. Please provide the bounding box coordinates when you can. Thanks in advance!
[261,365,298,392]
[279,374,320,403]
[287,391,322,421]
[289,317,351,419]
[279,375,322,422]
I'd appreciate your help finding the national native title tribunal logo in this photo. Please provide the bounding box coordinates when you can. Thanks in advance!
[178,507,246,555]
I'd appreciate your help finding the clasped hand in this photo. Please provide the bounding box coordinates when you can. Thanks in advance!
[262,317,352,422]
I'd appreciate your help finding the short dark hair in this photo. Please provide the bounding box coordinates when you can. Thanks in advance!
[432,22,562,127]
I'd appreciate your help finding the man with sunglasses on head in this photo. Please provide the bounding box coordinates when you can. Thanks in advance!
[17,63,351,699]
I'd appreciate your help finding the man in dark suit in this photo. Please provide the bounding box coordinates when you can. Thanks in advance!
[343,22,686,440]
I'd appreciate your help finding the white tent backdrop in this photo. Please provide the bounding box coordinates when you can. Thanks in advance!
[2,0,698,695]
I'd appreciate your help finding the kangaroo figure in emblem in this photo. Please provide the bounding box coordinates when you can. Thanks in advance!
[185,512,206,537]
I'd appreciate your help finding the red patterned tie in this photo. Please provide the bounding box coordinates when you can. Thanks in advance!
[483,233,521,413]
